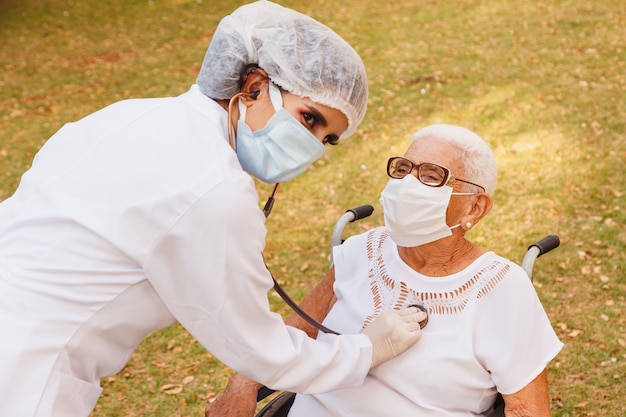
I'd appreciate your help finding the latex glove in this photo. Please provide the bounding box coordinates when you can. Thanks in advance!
[361,307,427,367]
[205,375,260,417]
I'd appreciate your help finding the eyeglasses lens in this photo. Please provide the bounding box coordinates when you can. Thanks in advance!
[418,163,447,187]
[389,158,413,178]
[388,158,448,187]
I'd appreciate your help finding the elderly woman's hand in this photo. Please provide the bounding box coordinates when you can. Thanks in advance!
[205,374,261,417]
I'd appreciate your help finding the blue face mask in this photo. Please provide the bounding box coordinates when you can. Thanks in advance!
[235,85,324,184]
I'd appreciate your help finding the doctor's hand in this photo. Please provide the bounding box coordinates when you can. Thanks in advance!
[361,307,427,368]
[205,374,260,417]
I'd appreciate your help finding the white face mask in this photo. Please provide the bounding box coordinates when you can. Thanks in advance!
[379,175,461,247]
[235,83,324,184]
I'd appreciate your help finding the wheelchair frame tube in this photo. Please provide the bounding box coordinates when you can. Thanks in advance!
[330,205,374,265]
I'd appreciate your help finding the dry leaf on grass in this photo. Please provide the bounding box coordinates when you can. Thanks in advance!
[160,384,183,395]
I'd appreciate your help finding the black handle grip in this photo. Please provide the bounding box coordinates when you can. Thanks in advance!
[347,205,374,222]
[529,234,560,257]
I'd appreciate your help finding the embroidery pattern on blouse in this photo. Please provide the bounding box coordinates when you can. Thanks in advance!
[363,229,510,327]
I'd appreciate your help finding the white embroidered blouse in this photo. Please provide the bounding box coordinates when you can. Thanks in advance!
[289,227,563,416]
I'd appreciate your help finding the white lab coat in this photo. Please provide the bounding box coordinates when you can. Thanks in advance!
[0,85,371,417]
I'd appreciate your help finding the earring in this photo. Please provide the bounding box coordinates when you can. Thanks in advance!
[465,221,472,229]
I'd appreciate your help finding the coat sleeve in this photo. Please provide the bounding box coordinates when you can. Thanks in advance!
[143,175,372,394]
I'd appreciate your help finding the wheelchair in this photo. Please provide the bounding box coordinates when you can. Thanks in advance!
[255,205,560,417]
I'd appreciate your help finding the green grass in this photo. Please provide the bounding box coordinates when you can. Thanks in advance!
[1,0,625,415]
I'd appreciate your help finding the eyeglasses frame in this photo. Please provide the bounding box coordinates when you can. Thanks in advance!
[386,156,486,192]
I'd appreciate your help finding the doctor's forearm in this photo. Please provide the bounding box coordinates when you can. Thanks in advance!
[205,269,338,417]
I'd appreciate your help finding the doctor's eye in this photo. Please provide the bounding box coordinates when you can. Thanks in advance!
[302,112,317,129]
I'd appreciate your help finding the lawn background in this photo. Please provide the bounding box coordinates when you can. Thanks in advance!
[0,0,624,415]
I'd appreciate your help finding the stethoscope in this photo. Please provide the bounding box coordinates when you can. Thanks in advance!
[226,92,428,335]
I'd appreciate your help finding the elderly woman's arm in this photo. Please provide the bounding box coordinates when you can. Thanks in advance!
[205,268,338,417]
[502,369,551,417]
[281,267,338,338]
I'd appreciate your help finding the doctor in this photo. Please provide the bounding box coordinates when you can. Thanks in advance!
[0,1,426,416]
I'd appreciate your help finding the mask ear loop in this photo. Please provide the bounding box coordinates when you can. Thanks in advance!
[267,81,283,110]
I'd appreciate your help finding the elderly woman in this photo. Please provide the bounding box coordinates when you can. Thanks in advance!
[207,124,563,417]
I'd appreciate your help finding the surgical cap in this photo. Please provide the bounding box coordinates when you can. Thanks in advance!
[196,0,368,139]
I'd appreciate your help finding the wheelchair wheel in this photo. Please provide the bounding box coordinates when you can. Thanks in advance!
[255,392,296,417]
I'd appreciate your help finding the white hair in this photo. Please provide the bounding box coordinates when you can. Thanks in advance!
[411,124,498,194]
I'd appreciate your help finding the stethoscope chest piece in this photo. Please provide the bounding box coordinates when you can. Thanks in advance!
[409,303,429,329]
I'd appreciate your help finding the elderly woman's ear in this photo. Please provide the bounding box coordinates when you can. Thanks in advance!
[462,193,493,231]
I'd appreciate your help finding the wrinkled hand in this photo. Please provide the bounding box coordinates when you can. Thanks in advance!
[361,307,427,367]
[205,375,260,417]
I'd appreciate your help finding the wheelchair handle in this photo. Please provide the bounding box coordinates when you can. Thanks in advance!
[528,234,560,257]
[346,204,375,222]
[521,234,560,280]
[330,205,375,265]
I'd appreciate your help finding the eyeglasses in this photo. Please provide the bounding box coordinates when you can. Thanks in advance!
[386,156,486,192]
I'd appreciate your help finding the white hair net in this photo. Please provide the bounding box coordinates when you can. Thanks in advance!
[196,0,368,139]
